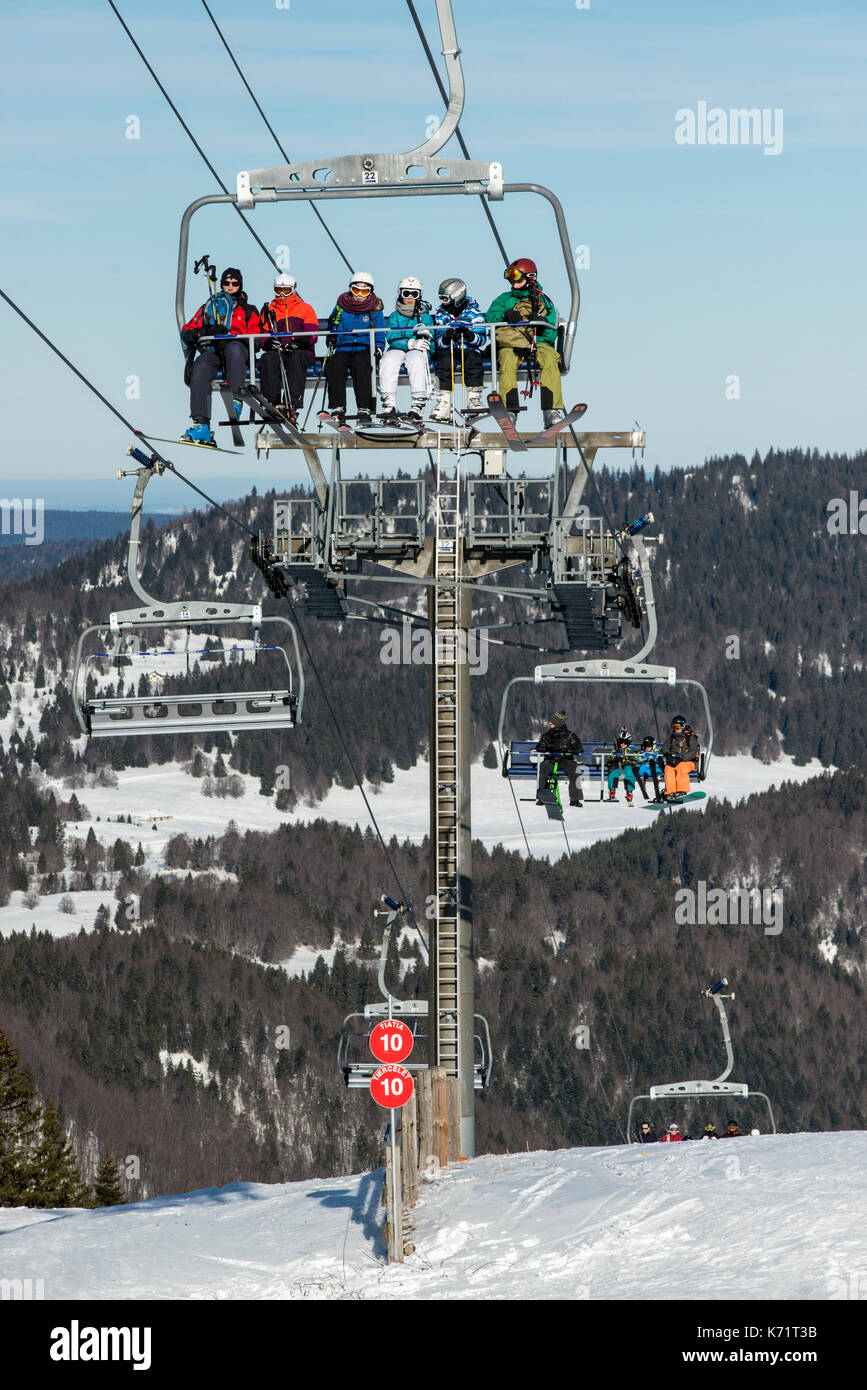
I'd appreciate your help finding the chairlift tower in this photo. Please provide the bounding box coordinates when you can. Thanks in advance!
[172,0,650,1156]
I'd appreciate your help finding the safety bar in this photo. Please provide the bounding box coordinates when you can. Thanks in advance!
[191,319,565,400]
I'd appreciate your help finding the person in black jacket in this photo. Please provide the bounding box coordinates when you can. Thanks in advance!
[661,715,700,798]
[636,1121,658,1143]
[535,712,583,807]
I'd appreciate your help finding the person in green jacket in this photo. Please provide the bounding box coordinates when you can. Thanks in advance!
[485,257,564,427]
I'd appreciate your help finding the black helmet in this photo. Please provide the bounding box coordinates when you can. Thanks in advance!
[671,715,687,729]
[438,277,468,311]
[642,737,655,749]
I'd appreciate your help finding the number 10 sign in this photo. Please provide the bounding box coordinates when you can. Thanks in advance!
[370,1063,414,1109]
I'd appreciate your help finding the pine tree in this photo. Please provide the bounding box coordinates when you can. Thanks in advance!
[0,1028,41,1205]
[92,1145,125,1207]
[28,1100,90,1208]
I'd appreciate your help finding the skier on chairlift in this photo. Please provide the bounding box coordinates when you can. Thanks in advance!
[535,711,583,808]
[661,715,700,800]
[485,257,564,428]
[378,277,435,425]
[258,272,318,423]
[702,1122,719,1140]
[180,267,261,446]
[660,1124,684,1143]
[324,271,385,426]
[607,728,638,806]
[430,277,487,422]
[637,1121,658,1143]
[637,735,663,800]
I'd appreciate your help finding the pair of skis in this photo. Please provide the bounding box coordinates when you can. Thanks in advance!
[486,395,587,452]
[317,410,424,440]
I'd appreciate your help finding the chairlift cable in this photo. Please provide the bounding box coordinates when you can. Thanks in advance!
[404,0,510,266]
[649,682,717,1075]
[199,0,355,275]
[289,610,430,959]
[107,1,278,270]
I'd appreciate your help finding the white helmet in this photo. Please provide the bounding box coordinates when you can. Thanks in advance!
[350,270,375,287]
[398,275,423,293]
[274,272,296,290]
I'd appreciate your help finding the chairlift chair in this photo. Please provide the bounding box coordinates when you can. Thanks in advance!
[626,980,776,1140]
[336,897,492,1091]
[71,451,304,739]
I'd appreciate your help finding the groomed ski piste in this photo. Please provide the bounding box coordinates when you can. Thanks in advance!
[1,1132,864,1300]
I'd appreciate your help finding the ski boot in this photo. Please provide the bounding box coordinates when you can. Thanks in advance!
[232,399,243,421]
[465,387,486,415]
[276,404,298,426]
[379,403,400,425]
[356,407,373,427]
[626,792,634,807]
[430,390,452,423]
[543,408,565,430]
[407,401,426,427]
[608,790,616,802]
[330,406,346,425]
[181,422,216,447]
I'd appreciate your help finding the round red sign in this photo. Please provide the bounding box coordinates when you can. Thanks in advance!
[369,1019,414,1064]
[369,1064,414,1109]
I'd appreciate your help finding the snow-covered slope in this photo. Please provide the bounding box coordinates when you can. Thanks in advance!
[2,1132,864,1300]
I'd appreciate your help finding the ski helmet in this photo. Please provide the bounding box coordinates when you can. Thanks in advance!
[274,272,297,290]
[505,257,537,284]
[350,271,374,289]
[668,1124,680,1133]
[398,275,423,293]
[550,712,566,727]
[642,737,655,750]
[617,727,631,744]
[438,277,468,310]
[704,1123,716,1134]
[671,715,686,729]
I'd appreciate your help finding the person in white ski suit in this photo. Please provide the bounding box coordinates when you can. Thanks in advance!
[378,277,434,423]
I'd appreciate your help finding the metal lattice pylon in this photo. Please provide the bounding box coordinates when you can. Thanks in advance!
[432,439,461,1074]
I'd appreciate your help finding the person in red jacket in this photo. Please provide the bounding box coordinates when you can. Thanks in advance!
[180,267,261,447]
[660,1124,684,1142]
[258,272,319,422]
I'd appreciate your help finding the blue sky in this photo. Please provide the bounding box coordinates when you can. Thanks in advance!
[1,0,865,509]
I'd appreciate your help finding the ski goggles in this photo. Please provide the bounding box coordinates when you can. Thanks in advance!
[350,282,372,292]
[400,288,422,299]
[504,266,532,283]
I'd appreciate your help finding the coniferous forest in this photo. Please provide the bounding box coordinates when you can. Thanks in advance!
[0,446,864,1201]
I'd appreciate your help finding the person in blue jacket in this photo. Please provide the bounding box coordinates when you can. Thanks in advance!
[606,728,638,805]
[378,276,435,424]
[430,277,488,422]
[324,271,385,425]
[637,735,664,801]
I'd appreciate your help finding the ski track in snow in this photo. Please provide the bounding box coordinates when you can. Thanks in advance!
[1,1133,864,1300]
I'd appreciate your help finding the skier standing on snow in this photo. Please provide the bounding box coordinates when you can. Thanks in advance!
[378,277,435,425]
[180,267,261,446]
[607,729,639,805]
[324,272,385,426]
[485,257,565,428]
[661,715,700,799]
[258,272,318,423]
[535,712,583,808]
[430,277,487,422]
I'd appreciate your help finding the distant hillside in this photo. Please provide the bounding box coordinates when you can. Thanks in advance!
[0,769,863,1196]
[0,446,863,801]
[0,510,134,583]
